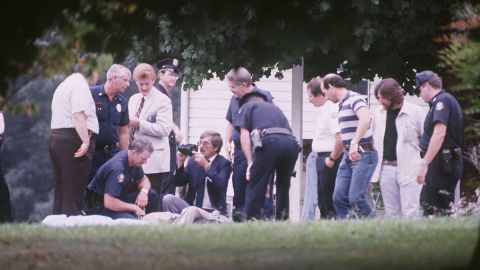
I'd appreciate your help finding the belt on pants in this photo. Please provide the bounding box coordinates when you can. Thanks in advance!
[382,160,398,166]
[260,127,292,137]
[96,142,119,151]
[345,142,374,151]
[317,151,331,156]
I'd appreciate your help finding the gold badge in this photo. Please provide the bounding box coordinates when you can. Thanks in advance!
[117,174,125,183]
[435,102,444,111]
[173,59,179,66]
[116,104,122,112]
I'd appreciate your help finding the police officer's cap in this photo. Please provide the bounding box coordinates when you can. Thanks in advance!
[157,58,181,73]
[415,70,437,88]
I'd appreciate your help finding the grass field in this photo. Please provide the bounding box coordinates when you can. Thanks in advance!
[1,216,479,270]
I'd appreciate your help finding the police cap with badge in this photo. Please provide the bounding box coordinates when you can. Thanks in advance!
[415,70,437,89]
[157,58,181,73]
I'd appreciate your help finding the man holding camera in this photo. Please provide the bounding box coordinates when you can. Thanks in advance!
[415,70,463,216]
[162,130,232,217]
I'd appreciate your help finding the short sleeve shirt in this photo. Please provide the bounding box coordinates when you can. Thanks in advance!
[91,85,129,146]
[420,90,463,151]
[88,150,144,197]
[237,99,291,132]
[312,100,340,152]
[226,87,273,147]
[51,73,99,133]
[338,90,373,145]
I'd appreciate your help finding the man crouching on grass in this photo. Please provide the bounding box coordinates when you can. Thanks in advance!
[82,138,160,219]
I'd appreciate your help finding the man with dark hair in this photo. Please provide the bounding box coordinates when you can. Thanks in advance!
[237,91,300,220]
[83,138,159,219]
[225,67,275,221]
[415,70,463,216]
[372,78,425,218]
[155,58,183,197]
[322,73,378,219]
[303,77,343,220]
[89,64,131,181]
[163,130,232,216]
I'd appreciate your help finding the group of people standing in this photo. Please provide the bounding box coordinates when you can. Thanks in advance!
[0,62,463,223]
[49,59,183,219]
[302,71,463,220]
[47,60,300,222]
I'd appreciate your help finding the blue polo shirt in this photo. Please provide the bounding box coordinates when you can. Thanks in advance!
[87,150,144,198]
[91,85,129,147]
[226,87,273,148]
[420,90,463,151]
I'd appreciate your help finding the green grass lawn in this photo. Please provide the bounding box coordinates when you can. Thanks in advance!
[1,216,479,270]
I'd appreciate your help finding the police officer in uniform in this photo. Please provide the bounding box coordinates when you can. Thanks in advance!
[415,70,463,216]
[83,138,159,219]
[225,67,275,221]
[237,91,300,220]
[89,64,131,181]
[155,58,182,196]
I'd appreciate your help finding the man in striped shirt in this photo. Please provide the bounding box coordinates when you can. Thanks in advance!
[321,74,378,219]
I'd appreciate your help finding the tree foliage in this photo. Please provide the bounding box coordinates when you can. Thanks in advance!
[1,0,470,98]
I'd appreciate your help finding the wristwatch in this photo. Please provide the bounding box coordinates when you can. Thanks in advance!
[141,188,149,194]
[329,156,336,162]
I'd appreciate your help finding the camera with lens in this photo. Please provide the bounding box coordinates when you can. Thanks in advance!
[178,143,198,156]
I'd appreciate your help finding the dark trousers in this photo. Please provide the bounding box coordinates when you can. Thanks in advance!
[245,135,299,220]
[89,147,120,181]
[86,189,159,219]
[0,160,13,223]
[159,141,177,196]
[147,172,172,210]
[421,153,463,216]
[232,150,274,221]
[316,152,342,219]
[49,128,95,216]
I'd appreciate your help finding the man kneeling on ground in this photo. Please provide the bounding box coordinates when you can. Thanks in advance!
[163,130,232,217]
[82,138,159,219]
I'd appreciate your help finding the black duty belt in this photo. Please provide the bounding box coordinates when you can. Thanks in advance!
[260,127,292,137]
[345,142,374,151]
[96,142,119,151]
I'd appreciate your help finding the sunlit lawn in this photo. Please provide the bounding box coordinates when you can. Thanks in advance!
[0,216,479,270]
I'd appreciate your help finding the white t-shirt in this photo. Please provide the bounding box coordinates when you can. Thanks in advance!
[311,100,340,152]
[50,73,99,133]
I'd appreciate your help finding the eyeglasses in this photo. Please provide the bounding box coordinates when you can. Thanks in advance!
[197,141,210,147]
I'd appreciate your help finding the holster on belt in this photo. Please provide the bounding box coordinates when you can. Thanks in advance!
[81,189,104,215]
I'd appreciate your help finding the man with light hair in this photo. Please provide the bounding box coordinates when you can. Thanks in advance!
[83,138,159,219]
[225,67,275,221]
[89,64,131,181]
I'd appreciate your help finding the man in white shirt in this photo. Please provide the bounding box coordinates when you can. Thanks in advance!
[303,77,343,220]
[49,72,99,216]
[372,78,425,218]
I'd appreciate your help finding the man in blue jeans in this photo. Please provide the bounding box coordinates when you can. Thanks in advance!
[321,74,378,219]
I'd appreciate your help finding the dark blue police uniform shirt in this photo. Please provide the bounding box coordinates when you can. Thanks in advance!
[91,85,129,146]
[87,150,144,198]
[420,90,463,151]
[225,87,273,147]
[236,98,292,132]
